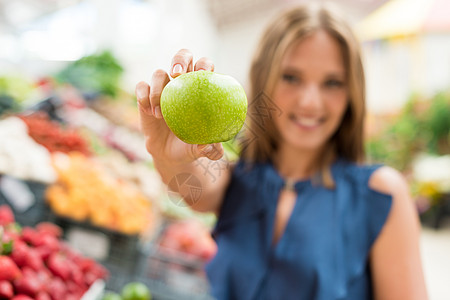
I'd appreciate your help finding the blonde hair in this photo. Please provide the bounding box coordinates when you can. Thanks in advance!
[240,3,366,188]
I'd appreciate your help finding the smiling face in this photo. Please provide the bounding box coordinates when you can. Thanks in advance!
[272,29,349,156]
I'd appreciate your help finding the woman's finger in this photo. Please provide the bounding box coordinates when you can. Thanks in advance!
[194,143,224,161]
[194,57,215,72]
[136,81,158,135]
[136,81,151,115]
[150,69,170,119]
[170,49,194,78]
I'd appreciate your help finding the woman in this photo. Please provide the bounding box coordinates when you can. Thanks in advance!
[135,3,428,300]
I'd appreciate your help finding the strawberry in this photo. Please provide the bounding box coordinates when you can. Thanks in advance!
[69,262,85,286]
[34,234,60,250]
[84,271,98,286]
[35,291,52,300]
[65,293,81,300]
[35,245,53,262]
[13,269,43,297]
[46,277,67,300]
[11,295,34,300]
[78,257,96,273]
[47,253,71,281]
[35,222,62,238]
[66,280,87,297]
[35,268,52,286]
[0,280,13,298]
[10,241,29,268]
[0,255,21,281]
[20,227,39,247]
[63,245,83,263]
[0,205,14,226]
[77,256,109,280]
[10,243,44,272]
[23,248,44,272]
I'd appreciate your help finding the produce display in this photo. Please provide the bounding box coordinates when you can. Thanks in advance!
[160,70,248,144]
[90,98,140,132]
[158,220,217,262]
[0,205,109,299]
[0,51,220,299]
[18,113,91,156]
[93,152,163,203]
[0,117,56,183]
[46,152,156,235]
[55,51,124,98]
[62,107,149,162]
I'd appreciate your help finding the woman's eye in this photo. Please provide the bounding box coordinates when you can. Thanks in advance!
[324,79,344,88]
[282,74,299,84]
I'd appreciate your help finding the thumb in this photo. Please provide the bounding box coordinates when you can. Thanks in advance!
[195,143,224,161]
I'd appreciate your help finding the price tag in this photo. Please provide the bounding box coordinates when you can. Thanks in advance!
[66,227,110,261]
[0,176,35,213]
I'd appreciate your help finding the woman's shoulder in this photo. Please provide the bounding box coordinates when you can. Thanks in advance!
[368,168,426,299]
[337,160,406,191]
[367,165,416,229]
[339,160,408,196]
[367,165,409,199]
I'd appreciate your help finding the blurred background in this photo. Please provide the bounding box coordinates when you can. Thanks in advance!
[0,0,449,299]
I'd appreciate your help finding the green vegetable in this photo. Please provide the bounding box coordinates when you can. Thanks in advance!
[0,76,33,103]
[55,50,124,98]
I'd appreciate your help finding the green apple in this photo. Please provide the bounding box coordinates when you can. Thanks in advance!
[102,292,123,300]
[160,70,248,144]
[121,282,151,300]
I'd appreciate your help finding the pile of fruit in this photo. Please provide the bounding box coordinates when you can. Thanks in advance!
[0,117,57,183]
[159,220,217,262]
[46,152,156,235]
[0,205,109,300]
[19,113,91,156]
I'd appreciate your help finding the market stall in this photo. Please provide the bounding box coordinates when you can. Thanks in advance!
[0,51,219,300]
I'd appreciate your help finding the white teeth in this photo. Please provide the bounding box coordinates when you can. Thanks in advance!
[296,117,320,127]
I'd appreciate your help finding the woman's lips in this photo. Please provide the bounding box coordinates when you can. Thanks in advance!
[289,114,323,129]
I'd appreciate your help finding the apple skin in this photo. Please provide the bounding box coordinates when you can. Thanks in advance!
[160,71,248,144]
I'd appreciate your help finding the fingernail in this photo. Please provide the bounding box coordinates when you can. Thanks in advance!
[172,64,183,74]
[154,106,162,118]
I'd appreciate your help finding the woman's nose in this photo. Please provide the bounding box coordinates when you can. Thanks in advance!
[298,84,322,109]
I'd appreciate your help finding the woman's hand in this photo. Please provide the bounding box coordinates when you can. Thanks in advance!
[135,49,224,164]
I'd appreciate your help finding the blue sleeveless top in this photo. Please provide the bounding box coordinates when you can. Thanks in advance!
[205,159,392,300]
